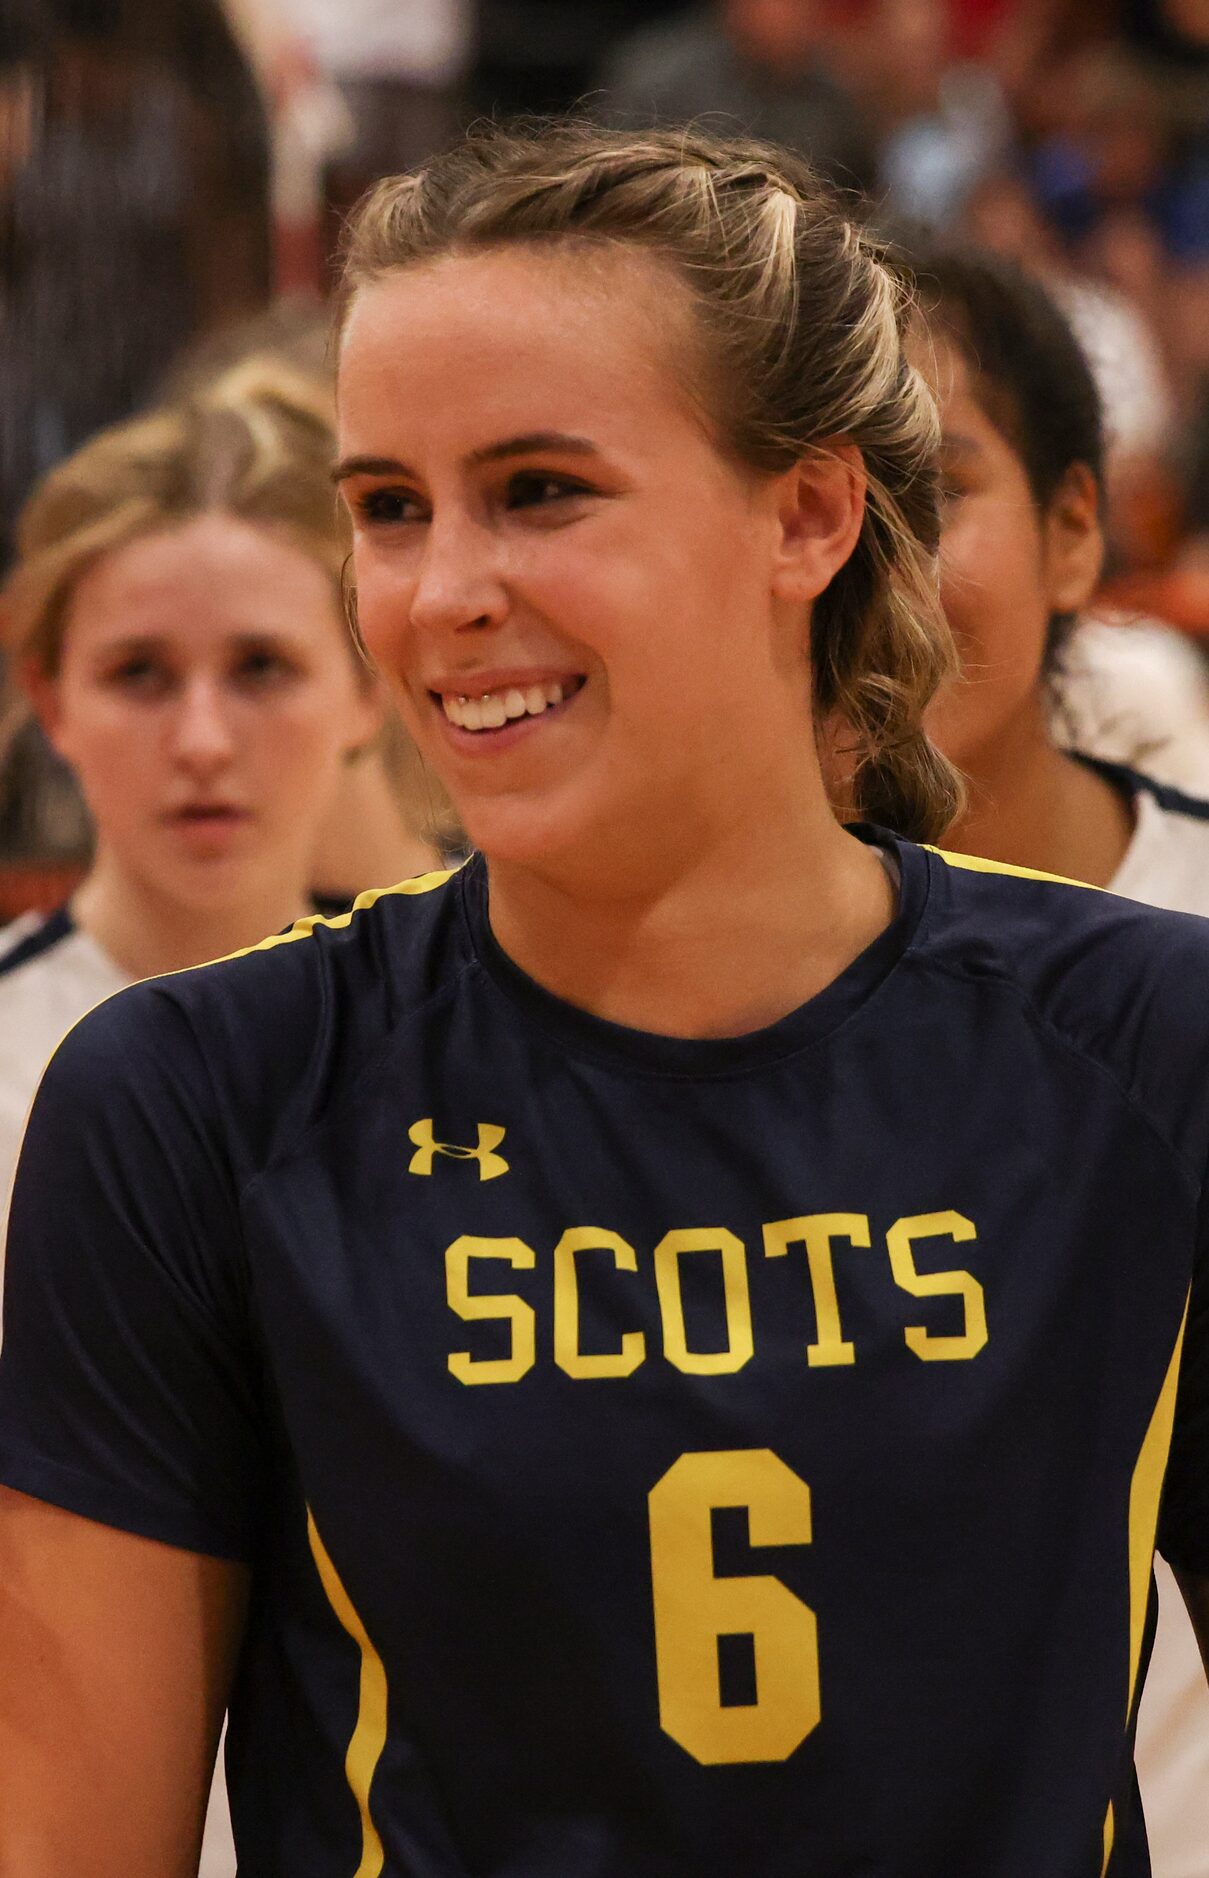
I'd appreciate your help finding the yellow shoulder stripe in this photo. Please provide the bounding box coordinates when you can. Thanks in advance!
[925,846,1101,892]
[225,868,457,963]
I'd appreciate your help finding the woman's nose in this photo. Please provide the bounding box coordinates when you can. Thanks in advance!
[407,515,508,637]
[170,678,237,770]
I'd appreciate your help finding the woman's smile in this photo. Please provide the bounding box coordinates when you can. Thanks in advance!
[433,673,586,739]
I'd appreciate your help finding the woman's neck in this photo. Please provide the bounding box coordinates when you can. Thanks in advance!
[484,792,897,1040]
[310,751,442,900]
[944,701,1134,887]
[72,850,313,981]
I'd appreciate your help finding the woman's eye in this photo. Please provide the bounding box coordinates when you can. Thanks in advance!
[357,488,423,525]
[108,657,171,694]
[505,472,591,511]
[234,649,296,688]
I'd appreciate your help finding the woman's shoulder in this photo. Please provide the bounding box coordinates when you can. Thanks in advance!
[0,903,127,1079]
[171,862,461,997]
[0,903,121,989]
[917,836,1209,1181]
[45,867,469,1185]
[1091,757,1209,921]
[0,907,142,1228]
[922,827,1209,1001]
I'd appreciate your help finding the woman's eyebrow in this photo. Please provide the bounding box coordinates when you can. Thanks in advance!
[465,431,598,466]
[89,632,163,657]
[332,454,409,484]
[228,627,302,650]
[332,432,600,484]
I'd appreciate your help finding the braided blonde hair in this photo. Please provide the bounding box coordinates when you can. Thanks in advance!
[339,121,962,840]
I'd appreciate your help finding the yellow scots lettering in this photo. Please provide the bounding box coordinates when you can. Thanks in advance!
[443,1213,987,1385]
[654,1228,755,1376]
[763,1213,870,1367]
[445,1236,536,1384]
[553,1227,646,1379]
[886,1211,987,1361]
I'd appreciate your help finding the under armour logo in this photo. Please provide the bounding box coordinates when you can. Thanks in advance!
[407,1119,510,1181]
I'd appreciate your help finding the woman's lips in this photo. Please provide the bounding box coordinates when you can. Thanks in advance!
[162,805,254,849]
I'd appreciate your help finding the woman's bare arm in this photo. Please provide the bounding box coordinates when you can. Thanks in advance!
[0,1486,249,1878]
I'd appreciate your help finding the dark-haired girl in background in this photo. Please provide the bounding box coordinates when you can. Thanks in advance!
[919,242,1209,1877]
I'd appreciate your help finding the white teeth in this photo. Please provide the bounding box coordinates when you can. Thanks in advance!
[440,679,574,732]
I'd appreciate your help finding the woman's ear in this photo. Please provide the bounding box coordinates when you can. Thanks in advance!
[1042,462,1104,617]
[769,441,867,605]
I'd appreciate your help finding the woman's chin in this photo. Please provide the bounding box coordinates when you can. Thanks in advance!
[456,790,592,874]
[138,833,301,922]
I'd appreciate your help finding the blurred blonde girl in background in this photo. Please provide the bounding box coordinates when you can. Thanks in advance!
[0,354,437,1194]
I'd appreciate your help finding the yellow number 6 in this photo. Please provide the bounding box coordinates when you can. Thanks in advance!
[648,1449,819,1765]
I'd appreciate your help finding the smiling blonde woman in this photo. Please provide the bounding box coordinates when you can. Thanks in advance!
[0,123,1207,1878]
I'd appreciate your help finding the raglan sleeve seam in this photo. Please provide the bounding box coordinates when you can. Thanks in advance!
[917,954,1204,1207]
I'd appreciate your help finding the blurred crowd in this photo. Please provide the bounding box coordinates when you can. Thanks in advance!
[0,0,1207,875]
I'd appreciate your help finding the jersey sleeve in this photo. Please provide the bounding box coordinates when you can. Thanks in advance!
[1157,1177,1209,1578]
[0,984,267,1561]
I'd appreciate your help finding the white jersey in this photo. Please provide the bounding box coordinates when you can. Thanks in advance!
[1056,616,1209,800]
[1085,756,1209,1877]
[1113,787,1209,919]
[0,909,130,1214]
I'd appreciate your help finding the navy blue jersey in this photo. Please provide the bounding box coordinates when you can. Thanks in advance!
[2,831,1209,1877]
